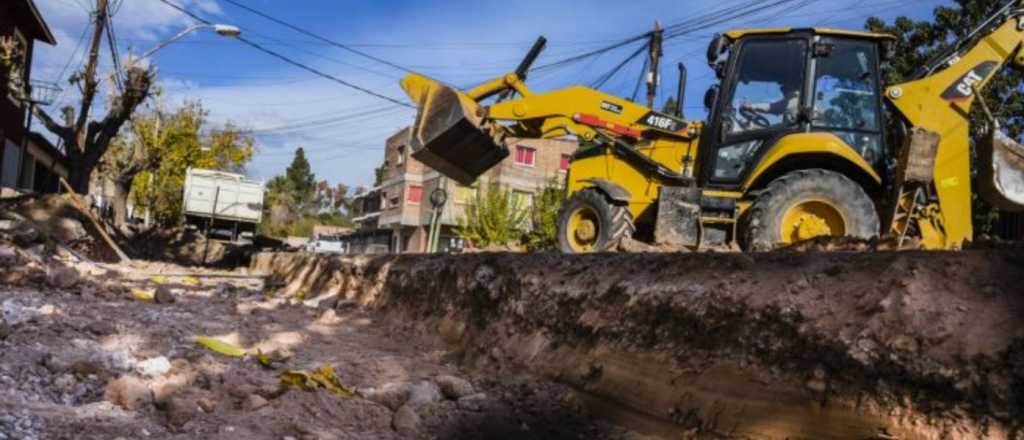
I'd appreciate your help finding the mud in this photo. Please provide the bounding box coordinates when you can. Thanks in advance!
[0,249,641,439]
[253,250,1024,439]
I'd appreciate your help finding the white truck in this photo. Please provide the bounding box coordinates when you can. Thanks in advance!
[182,168,265,242]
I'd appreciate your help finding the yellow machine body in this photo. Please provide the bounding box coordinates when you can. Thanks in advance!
[400,12,1024,251]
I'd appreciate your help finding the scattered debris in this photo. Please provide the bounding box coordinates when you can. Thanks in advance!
[195,337,247,357]
[278,366,358,398]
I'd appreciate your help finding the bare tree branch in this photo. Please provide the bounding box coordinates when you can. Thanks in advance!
[32,107,71,140]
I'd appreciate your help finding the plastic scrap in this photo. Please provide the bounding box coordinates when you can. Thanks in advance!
[195,337,247,357]
[279,366,358,398]
[131,289,154,301]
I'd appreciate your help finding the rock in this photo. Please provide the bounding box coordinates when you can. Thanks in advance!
[243,394,268,411]
[154,286,175,304]
[391,405,421,436]
[806,367,828,393]
[197,397,217,413]
[0,322,12,340]
[361,382,411,411]
[85,320,116,336]
[11,223,40,247]
[53,374,76,392]
[214,282,234,296]
[136,357,172,378]
[55,218,87,242]
[435,375,474,400]
[46,265,80,289]
[164,396,198,426]
[456,393,487,412]
[105,376,154,411]
[1,300,38,326]
[405,381,442,408]
[0,246,20,266]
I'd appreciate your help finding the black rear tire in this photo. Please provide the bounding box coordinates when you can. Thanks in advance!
[744,169,879,251]
[557,189,635,253]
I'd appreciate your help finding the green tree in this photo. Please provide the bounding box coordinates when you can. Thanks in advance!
[112,100,253,228]
[286,148,316,204]
[456,182,529,248]
[866,0,1020,235]
[523,178,566,251]
[260,149,346,237]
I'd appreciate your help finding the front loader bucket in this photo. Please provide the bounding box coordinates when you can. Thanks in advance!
[401,74,508,186]
[978,129,1024,212]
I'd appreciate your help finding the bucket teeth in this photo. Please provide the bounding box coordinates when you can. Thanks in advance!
[978,130,1024,212]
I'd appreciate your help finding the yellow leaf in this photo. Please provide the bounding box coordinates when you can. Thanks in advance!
[151,275,168,285]
[131,289,154,301]
[278,365,358,398]
[256,349,274,368]
[196,337,247,357]
[181,276,200,287]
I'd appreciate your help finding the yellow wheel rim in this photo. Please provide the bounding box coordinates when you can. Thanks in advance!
[780,199,847,244]
[567,207,600,252]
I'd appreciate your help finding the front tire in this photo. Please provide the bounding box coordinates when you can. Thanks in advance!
[744,169,879,251]
[557,189,634,253]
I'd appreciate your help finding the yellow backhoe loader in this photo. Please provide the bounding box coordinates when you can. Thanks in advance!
[400,2,1024,252]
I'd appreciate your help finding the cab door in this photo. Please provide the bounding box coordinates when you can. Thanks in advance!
[809,37,887,175]
[701,36,811,188]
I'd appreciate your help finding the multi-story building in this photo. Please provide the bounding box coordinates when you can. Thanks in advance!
[352,127,577,253]
[0,0,56,196]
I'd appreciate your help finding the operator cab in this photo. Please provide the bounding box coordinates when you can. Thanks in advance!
[699,28,895,189]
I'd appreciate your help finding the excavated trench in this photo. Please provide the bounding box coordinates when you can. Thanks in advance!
[252,249,1024,440]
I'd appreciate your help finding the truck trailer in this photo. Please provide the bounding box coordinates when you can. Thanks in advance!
[182,168,265,242]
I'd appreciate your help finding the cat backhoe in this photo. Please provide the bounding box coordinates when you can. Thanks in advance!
[400,2,1024,252]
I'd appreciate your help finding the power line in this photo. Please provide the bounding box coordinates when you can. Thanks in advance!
[151,0,414,108]
[219,0,415,74]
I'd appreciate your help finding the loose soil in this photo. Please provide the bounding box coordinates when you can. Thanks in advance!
[0,255,643,440]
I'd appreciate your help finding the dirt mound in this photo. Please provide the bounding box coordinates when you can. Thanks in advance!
[254,250,1024,439]
[1,194,121,262]
[125,229,263,267]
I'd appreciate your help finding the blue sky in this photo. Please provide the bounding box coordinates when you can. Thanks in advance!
[32,0,949,189]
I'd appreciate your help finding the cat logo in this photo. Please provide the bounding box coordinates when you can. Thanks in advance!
[637,111,683,132]
[941,61,997,103]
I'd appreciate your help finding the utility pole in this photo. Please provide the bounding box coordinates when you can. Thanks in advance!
[646,21,663,109]
[76,0,109,149]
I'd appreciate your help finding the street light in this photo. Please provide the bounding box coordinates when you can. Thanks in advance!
[135,23,242,62]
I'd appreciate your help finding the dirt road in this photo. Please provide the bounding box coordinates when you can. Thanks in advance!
[0,260,640,440]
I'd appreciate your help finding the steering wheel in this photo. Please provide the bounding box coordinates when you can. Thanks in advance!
[738,106,772,129]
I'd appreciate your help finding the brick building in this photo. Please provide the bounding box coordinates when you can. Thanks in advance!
[0,0,56,196]
[351,127,577,253]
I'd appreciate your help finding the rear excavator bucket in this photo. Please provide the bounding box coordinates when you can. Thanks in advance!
[978,129,1024,212]
[400,74,508,186]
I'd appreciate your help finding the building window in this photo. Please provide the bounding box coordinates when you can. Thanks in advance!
[559,154,571,171]
[396,146,405,166]
[514,146,536,167]
[454,185,476,204]
[406,185,422,204]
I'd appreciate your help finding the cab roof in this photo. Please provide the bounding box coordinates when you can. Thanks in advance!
[723,27,896,41]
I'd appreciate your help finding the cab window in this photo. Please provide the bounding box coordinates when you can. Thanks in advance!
[812,38,884,168]
[712,38,807,182]
[727,39,807,135]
